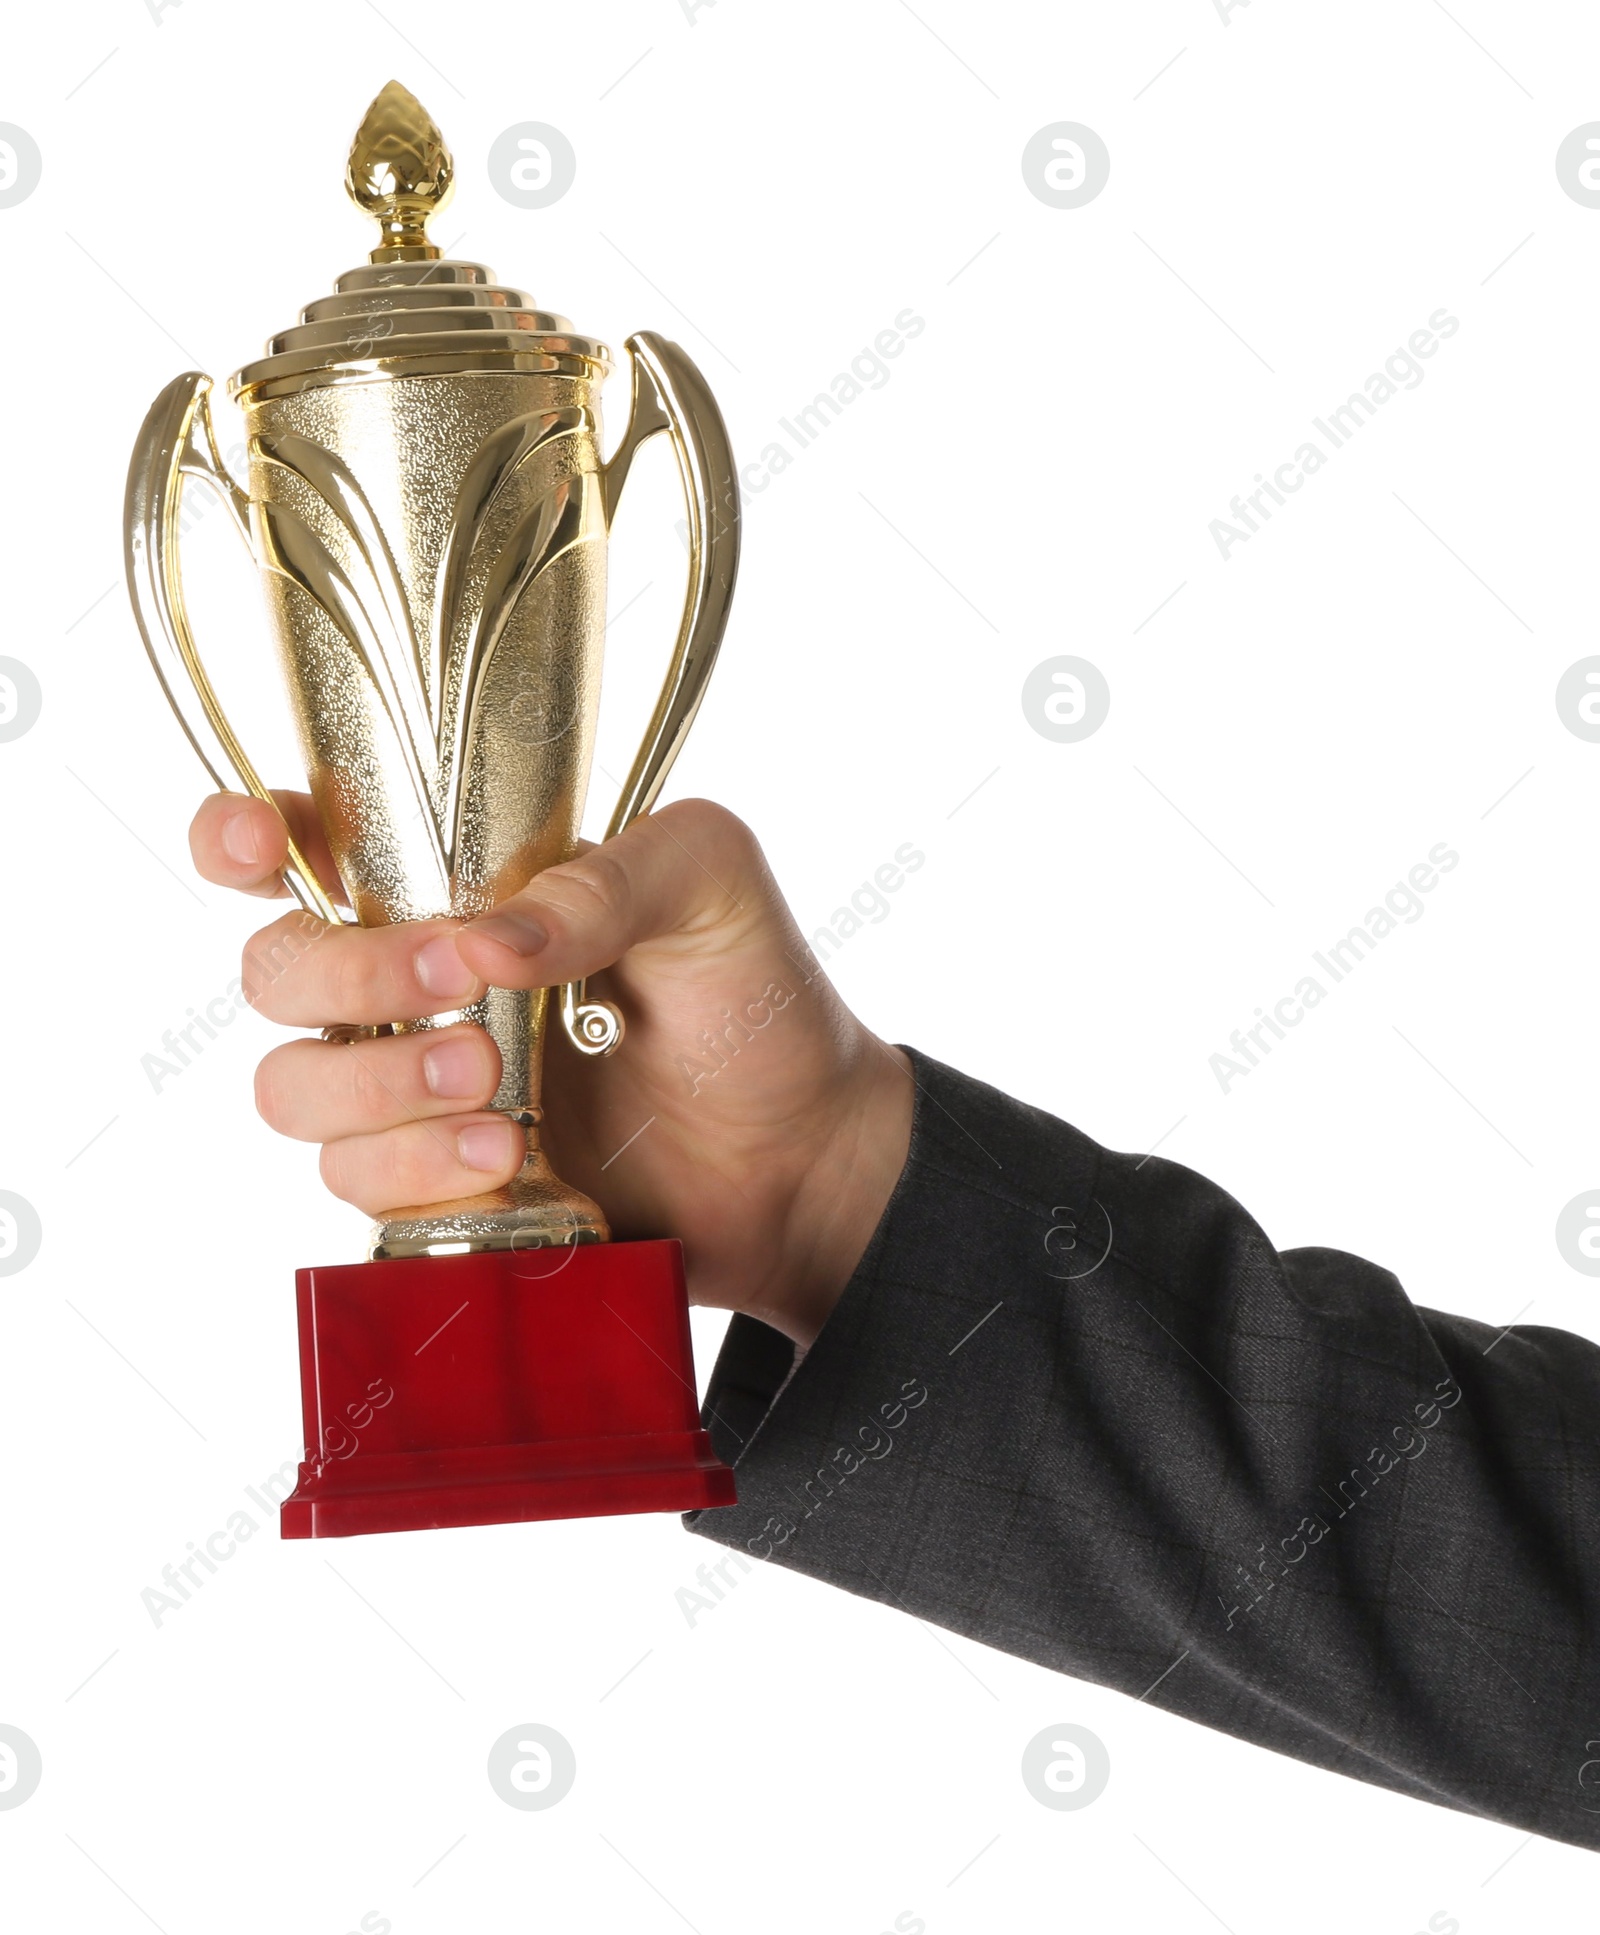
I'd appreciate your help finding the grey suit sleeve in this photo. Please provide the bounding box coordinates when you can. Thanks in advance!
[685,1046,1600,1850]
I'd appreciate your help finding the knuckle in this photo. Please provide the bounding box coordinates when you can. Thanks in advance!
[322,926,398,1026]
[252,1051,295,1133]
[658,796,755,857]
[320,1122,452,1215]
[649,798,765,898]
[241,913,327,1014]
[344,1046,392,1118]
[319,1132,404,1212]
[553,850,632,925]
[326,942,364,1023]
[385,1136,435,1202]
[317,1140,365,1209]
[346,1037,418,1118]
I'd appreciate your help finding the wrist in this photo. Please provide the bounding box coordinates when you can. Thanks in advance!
[755,1037,914,1349]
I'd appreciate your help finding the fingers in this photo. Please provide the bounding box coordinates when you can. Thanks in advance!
[250,985,522,1217]
[190,790,344,904]
[319,1111,526,1216]
[234,799,764,1020]
[254,1022,501,1141]
[454,798,768,990]
[242,911,485,1028]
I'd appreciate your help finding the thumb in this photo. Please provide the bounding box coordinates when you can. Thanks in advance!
[452,798,768,990]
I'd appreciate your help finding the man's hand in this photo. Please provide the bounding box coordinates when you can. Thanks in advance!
[189,793,912,1347]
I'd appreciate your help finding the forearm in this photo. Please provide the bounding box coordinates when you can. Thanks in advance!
[687,1047,1600,1849]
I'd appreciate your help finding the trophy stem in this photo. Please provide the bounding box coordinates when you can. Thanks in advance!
[369,985,610,1259]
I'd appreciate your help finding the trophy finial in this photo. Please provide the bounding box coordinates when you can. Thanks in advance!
[346,80,454,263]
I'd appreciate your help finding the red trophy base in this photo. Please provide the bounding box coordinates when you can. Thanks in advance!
[281,1238,736,1538]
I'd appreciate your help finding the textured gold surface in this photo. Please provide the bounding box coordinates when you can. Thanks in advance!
[123,89,742,1261]
[247,360,613,1255]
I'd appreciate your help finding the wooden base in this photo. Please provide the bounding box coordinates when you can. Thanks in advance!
[281,1238,737,1539]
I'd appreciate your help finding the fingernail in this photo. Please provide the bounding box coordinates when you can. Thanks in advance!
[458,1119,518,1172]
[467,910,549,957]
[220,808,262,868]
[414,934,479,1000]
[423,1036,484,1100]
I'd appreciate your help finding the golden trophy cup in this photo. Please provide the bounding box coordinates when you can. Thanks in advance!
[123,82,740,1536]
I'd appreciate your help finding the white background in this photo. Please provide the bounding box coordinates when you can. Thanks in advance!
[2,0,1598,1927]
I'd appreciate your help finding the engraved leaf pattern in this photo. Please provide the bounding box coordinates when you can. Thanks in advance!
[250,409,600,883]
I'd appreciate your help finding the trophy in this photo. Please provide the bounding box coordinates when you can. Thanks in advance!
[123,82,739,1536]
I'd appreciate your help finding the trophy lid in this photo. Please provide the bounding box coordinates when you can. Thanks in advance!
[229,82,610,402]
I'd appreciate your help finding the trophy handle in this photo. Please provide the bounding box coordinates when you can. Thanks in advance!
[557,331,742,1057]
[123,371,343,926]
